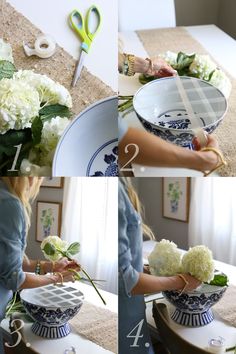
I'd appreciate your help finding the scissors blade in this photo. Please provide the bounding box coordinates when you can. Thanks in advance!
[72,50,87,87]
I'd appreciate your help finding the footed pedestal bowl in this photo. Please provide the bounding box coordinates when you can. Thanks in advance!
[21,284,84,339]
[162,284,227,327]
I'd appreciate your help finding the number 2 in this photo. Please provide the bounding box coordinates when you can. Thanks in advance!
[7,144,22,172]
[120,143,139,173]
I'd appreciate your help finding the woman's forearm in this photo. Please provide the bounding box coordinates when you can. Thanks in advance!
[19,273,57,289]
[119,128,218,172]
[23,258,53,274]
[131,273,184,295]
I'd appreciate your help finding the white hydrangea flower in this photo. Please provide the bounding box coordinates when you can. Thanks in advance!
[30,116,70,167]
[189,54,217,80]
[148,239,182,276]
[0,78,40,134]
[158,51,178,67]
[209,69,232,98]
[182,245,215,283]
[0,39,14,63]
[20,158,51,176]
[41,116,70,150]
[41,235,69,261]
[13,70,72,108]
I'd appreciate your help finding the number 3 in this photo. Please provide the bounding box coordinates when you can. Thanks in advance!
[5,319,24,348]
[120,143,139,173]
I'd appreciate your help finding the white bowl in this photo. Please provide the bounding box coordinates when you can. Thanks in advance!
[21,284,84,338]
[53,96,118,176]
[133,77,227,148]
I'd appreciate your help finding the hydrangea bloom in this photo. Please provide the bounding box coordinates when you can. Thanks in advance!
[20,158,51,176]
[41,235,69,261]
[182,245,215,282]
[13,70,72,108]
[158,51,178,67]
[189,55,217,80]
[0,78,40,133]
[148,239,182,276]
[209,69,232,98]
[0,39,14,63]
[29,116,70,168]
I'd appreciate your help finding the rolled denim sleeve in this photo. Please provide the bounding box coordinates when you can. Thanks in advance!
[0,198,26,291]
[119,186,139,296]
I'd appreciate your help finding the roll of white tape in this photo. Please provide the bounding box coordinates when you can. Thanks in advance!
[23,34,56,59]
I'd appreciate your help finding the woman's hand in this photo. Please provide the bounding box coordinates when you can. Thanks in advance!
[176,274,202,292]
[193,134,221,172]
[148,57,177,78]
[53,270,78,284]
[54,257,81,273]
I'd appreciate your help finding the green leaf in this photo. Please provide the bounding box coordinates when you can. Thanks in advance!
[67,242,80,256]
[0,60,17,80]
[31,116,43,145]
[208,273,228,287]
[39,104,71,122]
[42,243,56,256]
[0,129,32,146]
[175,52,196,72]
[206,70,216,82]
[139,74,156,85]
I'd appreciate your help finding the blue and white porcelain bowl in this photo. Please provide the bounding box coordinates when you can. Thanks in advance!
[53,96,118,176]
[21,284,84,339]
[133,77,228,148]
[162,284,227,327]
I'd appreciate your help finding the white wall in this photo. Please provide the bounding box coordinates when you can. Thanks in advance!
[218,0,236,39]
[136,178,189,250]
[175,0,220,26]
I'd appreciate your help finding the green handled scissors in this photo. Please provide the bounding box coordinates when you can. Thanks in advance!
[69,5,102,87]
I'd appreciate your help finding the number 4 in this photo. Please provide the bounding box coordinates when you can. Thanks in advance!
[7,144,22,172]
[126,319,144,347]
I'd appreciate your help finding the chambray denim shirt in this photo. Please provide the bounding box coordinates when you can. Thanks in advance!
[119,181,154,354]
[0,180,26,320]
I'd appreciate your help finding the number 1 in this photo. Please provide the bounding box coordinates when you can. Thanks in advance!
[7,144,22,172]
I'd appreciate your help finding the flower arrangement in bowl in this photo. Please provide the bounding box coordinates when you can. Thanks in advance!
[139,51,232,98]
[148,240,228,327]
[0,39,72,176]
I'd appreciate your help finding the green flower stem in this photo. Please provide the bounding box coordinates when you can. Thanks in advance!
[6,292,18,317]
[226,346,236,352]
[81,268,106,306]
[55,249,107,306]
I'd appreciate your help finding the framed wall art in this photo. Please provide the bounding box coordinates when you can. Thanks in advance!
[162,177,190,222]
[41,177,64,189]
[36,201,62,242]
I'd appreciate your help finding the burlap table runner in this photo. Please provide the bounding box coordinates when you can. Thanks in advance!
[69,301,118,353]
[137,27,236,176]
[214,285,236,327]
[0,0,114,117]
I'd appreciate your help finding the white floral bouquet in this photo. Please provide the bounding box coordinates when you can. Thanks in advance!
[148,239,227,285]
[139,51,232,98]
[41,236,106,305]
[0,39,72,175]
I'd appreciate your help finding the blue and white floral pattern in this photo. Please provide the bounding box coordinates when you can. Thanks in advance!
[86,140,118,177]
[137,113,222,148]
[162,286,227,327]
[22,301,83,338]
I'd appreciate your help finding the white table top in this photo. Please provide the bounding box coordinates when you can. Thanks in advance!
[7,0,117,92]
[1,282,118,354]
[143,240,236,352]
[119,25,236,177]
